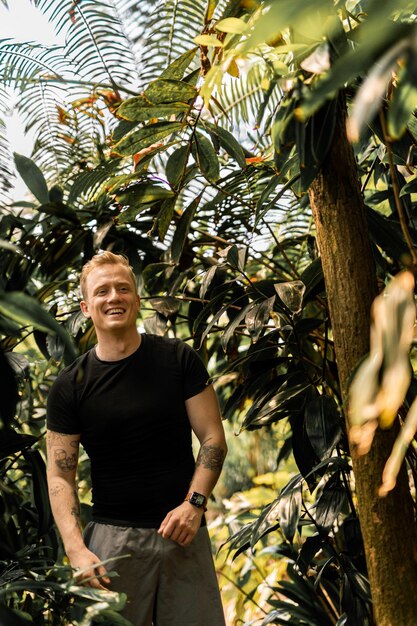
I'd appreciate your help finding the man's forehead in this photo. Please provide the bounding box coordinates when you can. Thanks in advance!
[87,264,132,285]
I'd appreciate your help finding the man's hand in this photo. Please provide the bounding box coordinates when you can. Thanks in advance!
[158,501,204,546]
[68,546,111,590]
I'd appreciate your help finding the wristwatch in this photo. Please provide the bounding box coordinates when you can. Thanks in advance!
[184,491,207,511]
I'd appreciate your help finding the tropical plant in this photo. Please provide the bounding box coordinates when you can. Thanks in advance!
[1,1,417,625]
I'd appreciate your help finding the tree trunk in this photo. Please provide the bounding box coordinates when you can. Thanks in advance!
[309,95,417,626]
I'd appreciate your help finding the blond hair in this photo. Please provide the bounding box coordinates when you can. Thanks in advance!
[80,251,138,299]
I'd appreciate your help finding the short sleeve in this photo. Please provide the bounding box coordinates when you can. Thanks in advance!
[46,370,81,434]
[176,340,210,400]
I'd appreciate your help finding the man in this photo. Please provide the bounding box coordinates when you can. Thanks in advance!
[46,251,227,626]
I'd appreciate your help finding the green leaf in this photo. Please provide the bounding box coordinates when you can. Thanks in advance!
[166,144,190,187]
[150,296,180,319]
[227,244,247,272]
[157,197,177,242]
[37,202,79,224]
[221,302,254,351]
[388,64,417,140]
[277,485,302,543]
[144,79,197,104]
[116,184,175,224]
[0,292,77,364]
[192,133,220,182]
[300,20,414,121]
[297,533,325,575]
[245,296,275,343]
[0,349,19,427]
[0,605,32,625]
[13,153,49,204]
[160,48,198,80]
[117,96,189,122]
[113,122,183,156]
[304,395,341,460]
[314,473,346,530]
[170,194,202,263]
[0,429,37,460]
[24,448,52,538]
[205,122,246,168]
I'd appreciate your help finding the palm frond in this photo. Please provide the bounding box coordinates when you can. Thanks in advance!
[35,0,137,89]
[0,87,14,206]
[213,53,283,151]
[124,0,206,88]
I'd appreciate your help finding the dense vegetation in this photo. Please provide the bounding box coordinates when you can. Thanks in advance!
[1,1,417,624]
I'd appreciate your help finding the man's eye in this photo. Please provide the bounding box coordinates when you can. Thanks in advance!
[97,289,107,295]
[120,287,128,292]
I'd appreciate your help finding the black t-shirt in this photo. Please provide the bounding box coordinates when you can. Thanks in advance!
[46,334,210,527]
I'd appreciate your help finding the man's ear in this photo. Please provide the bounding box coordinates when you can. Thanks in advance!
[80,300,90,318]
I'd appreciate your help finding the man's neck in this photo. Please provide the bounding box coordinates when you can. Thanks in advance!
[95,331,141,362]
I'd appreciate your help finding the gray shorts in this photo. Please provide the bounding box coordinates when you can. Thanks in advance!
[84,522,226,626]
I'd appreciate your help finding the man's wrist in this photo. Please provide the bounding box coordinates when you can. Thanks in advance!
[184,490,208,511]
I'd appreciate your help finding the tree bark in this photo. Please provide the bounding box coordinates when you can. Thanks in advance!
[309,95,417,626]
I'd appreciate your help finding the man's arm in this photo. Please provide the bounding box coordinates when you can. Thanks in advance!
[158,385,227,546]
[46,430,110,589]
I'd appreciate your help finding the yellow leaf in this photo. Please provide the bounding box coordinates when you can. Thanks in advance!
[194,34,224,47]
[215,17,248,34]
[226,59,240,78]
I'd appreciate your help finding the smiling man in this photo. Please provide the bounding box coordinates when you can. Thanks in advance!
[46,251,227,626]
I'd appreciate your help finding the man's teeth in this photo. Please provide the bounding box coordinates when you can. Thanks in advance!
[108,309,124,315]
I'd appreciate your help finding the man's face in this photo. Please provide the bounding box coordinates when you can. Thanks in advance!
[80,264,140,334]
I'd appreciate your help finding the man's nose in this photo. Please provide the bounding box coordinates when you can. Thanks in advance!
[107,288,121,300]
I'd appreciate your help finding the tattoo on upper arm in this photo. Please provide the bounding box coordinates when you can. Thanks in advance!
[53,448,77,472]
[196,444,226,472]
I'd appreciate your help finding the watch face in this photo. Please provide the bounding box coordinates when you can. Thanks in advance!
[190,492,205,507]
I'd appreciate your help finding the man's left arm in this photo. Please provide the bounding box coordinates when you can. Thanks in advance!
[158,384,227,546]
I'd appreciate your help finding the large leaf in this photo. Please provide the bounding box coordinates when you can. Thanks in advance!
[0,429,37,461]
[277,484,302,543]
[245,296,275,343]
[0,291,77,364]
[144,79,197,104]
[116,183,175,224]
[149,296,181,320]
[117,96,190,122]
[160,48,198,80]
[388,60,417,140]
[166,144,190,187]
[304,395,341,460]
[0,348,18,428]
[205,122,246,168]
[13,153,49,204]
[192,132,220,182]
[314,473,347,530]
[113,122,183,156]
[24,448,53,539]
[0,605,31,625]
[170,193,202,263]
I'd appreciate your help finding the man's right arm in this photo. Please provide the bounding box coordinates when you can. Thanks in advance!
[46,429,110,589]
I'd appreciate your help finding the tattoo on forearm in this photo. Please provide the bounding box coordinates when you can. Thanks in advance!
[54,449,77,472]
[196,444,226,472]
[49,484,64,497]
[71,489,82,527]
